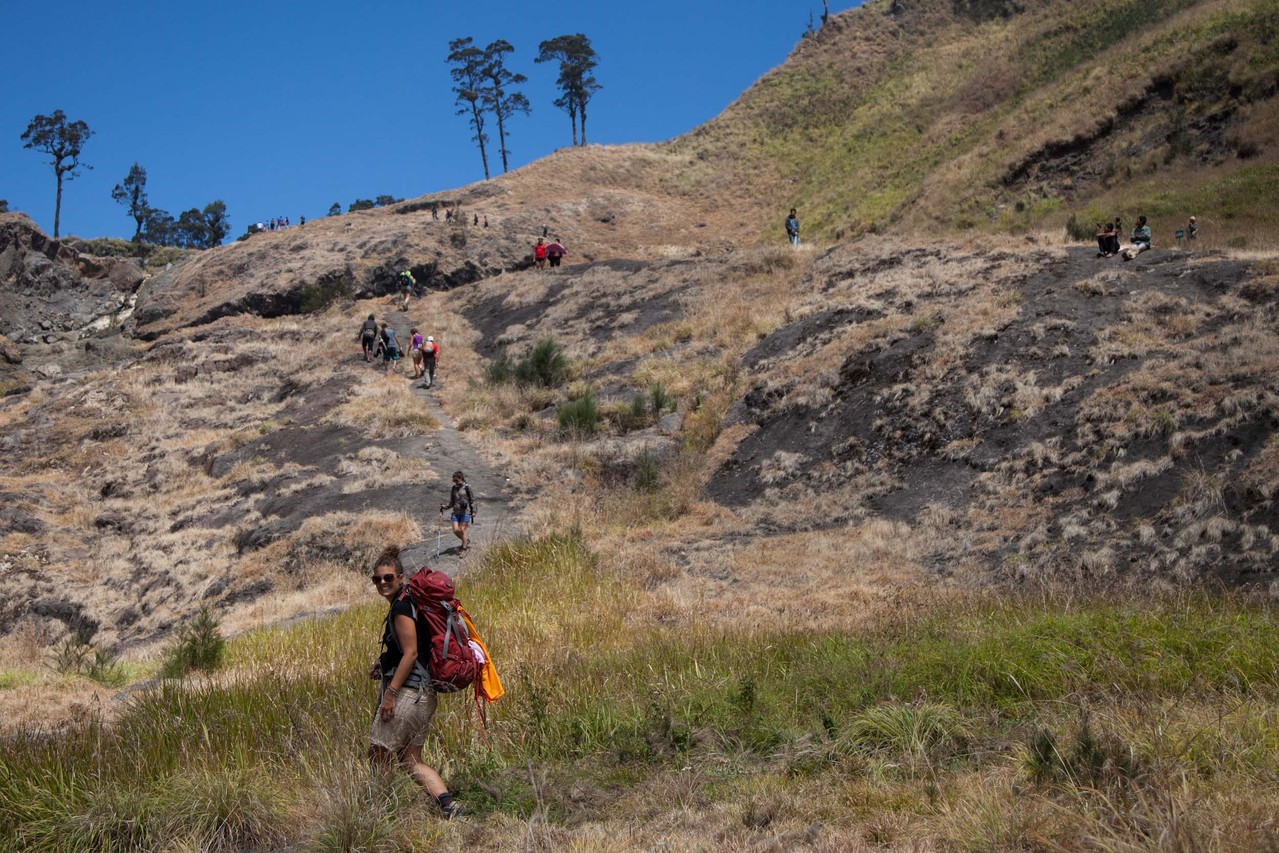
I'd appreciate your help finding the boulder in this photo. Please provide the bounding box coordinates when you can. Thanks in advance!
[0,334,20,364]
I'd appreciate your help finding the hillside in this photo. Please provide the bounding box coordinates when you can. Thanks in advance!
[3,0,1279,849]
[676,0,1279,244]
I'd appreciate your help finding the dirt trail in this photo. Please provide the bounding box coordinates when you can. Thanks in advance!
[388,306,523,577]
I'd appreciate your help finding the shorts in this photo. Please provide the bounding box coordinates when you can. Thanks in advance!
[370,683,437,751]
[384,346,400,362]
[548,255,561,267]
[451,513,472,524]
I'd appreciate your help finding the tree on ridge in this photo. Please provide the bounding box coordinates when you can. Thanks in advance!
[481,39,531,174]
[112,162,152,243]
[536,34,601,146]
[20,110,94,238]
[447,37,492,180]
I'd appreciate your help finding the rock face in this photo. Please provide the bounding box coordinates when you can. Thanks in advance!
[0,213,145,343]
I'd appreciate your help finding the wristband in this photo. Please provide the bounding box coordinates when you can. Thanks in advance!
[386,685,399,696]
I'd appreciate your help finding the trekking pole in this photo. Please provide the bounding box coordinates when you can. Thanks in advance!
[435,510,443,560]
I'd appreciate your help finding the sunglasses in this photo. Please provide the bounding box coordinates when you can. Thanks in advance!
[371,573,397,584]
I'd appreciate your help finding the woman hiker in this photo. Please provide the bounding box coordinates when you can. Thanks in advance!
[367,545,462,819]
[441,471,475,554]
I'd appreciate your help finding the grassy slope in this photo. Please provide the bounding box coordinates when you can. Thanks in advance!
[5,536,1279,851]
[669,0,1279,246]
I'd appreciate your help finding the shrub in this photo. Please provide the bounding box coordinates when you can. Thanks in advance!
[161,608,226,678]
[634,447,662,492]
[557,392,599,437]
[649,383,674,416]
[485,353,514,385]
[49,631,126,686]
[516,338,568,388]
[1023,717,1147,789]
[1065,212,1096,242]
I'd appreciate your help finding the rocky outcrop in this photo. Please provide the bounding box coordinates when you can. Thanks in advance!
[0,213,145,343]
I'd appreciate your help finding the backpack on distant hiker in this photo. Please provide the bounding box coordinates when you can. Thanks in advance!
[401,567,502,703]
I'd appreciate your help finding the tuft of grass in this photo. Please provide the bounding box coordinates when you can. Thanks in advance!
[840,701,971,766]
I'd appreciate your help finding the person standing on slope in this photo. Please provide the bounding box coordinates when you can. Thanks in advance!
[785,209,800,246]
[440,471,475,554]
[546,238,567,269]
[399,270,416,311]
[409,328,426,379]
[381,322,403,373]
[533,237,548,270]
[367,545,462,819]
[358,313,379,363]
[421,336,439,388]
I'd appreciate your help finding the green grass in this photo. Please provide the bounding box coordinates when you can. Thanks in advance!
[4,534,1279,850]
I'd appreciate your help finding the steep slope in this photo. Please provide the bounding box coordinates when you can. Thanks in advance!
[673,0,1279,244]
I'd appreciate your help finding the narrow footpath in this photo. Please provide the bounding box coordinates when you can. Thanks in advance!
[388,306,523,577]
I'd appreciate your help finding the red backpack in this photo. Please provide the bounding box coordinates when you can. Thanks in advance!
[401,568,480,693]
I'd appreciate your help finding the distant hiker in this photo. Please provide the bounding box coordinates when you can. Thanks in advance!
[367,545,462,820]
[359,313,379,363]
[483,216,489,228]
[441,471,475,553]
[446,208,453,222]
[431,202,439,220]
[786,209,800,246]
[422,336,439,388]
[1187,216,1198,241]
[473,214,479,226]
[299,215,306,225]
[546,238,567,268]
[410,328,426,379]
[399,269,417,310]
[534,237,547,270]
[1121,215,1152,261]
[542,224,549,238]
[381,323,402,372]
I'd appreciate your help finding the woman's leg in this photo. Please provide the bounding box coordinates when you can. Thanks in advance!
[399,744,447,797]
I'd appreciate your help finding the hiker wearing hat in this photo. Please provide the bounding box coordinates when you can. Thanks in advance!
[422,335,439,388]
[1187,216,1198,241]
[441,471,475,554]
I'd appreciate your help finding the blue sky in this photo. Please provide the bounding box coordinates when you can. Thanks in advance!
[2,1,858,242]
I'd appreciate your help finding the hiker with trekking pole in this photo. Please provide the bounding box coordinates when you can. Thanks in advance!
[441,471,475,554]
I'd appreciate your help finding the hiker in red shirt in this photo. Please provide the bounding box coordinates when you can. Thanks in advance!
[533,237,547,270]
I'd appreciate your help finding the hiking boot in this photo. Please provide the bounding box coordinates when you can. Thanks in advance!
[440,799,463,820]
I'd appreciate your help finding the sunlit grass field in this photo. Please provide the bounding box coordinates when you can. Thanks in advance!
[5,533,1279,851]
